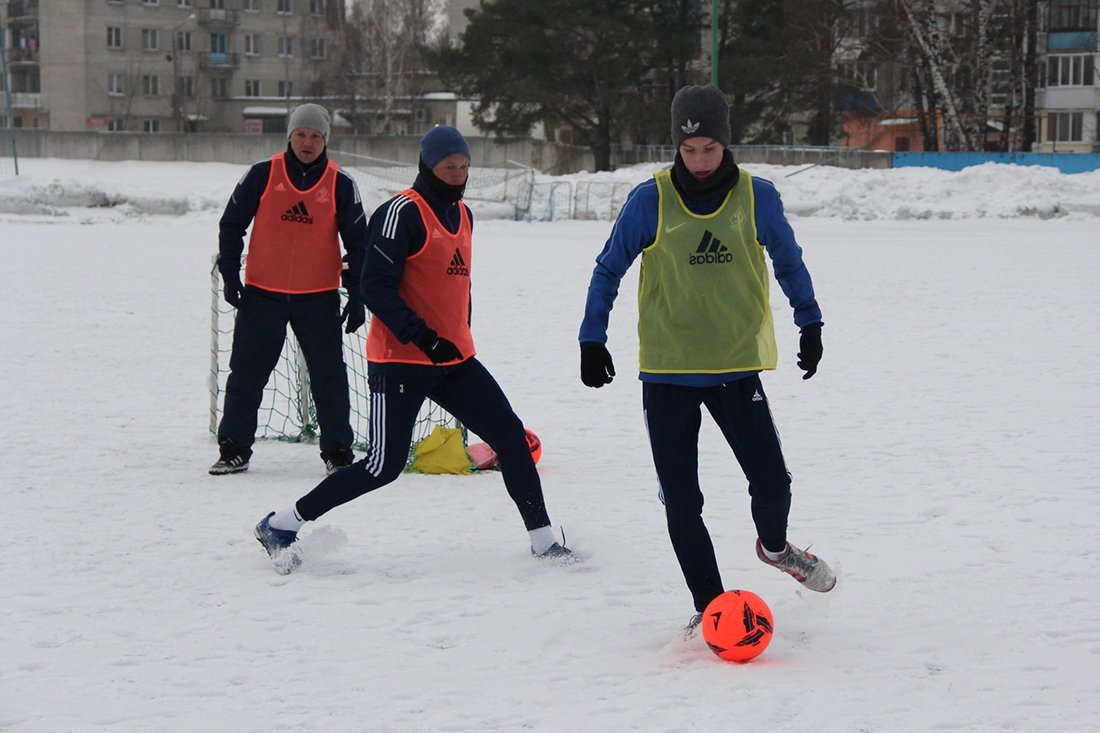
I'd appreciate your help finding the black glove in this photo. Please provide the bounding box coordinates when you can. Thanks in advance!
[580,342,616,388]
[417,328,462,364]
[222,270,244,308]
[341,298,366,334]
[797,323,823,380]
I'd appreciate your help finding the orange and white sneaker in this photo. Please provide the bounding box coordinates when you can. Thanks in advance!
[756,539,836,592]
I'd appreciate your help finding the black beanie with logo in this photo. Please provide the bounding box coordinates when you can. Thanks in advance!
[670,85,731,148]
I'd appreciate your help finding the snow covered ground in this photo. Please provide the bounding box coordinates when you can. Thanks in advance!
[2,157,1099,732]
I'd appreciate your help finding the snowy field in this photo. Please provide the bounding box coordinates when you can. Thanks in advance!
[2,157,1099,732]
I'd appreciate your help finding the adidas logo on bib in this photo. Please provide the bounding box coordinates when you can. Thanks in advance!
[447,248,469,276]
[281,201,313,224]
[689,231,732,265]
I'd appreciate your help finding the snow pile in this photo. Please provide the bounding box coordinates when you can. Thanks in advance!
[2,157,1099,223]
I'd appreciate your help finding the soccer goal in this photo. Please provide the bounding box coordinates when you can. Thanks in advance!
[208,258,461,460]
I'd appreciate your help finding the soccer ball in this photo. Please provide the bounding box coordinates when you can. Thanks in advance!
[701,590,774,662]
[524,428,542,464]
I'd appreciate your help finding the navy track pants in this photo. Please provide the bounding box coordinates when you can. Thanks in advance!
[296,357,551,531]
[217,289,353,455]
[643,375,792,612]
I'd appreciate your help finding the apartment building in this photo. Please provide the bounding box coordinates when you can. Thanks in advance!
[1035,0,1100,151]
[2,0,344,133]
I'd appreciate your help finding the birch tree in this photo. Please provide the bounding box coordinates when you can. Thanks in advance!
[898,0,973,150]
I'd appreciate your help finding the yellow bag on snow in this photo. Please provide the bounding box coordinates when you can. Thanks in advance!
[408,426,472,475]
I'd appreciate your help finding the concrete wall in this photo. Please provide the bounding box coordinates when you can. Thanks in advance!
[7,130,596,173]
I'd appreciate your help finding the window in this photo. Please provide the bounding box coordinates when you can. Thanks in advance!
[1047,55,1095,87]
[178,75,194,98]
[211,0,226,8]
[211,33,228,54]
[244,34,261,55]
[143,0,160,5]
[310,0,324,15]
[278,80,293,98]
[1047,112,1084,142]
[244,0,260,11]
[277,0,293,14]
[310,37,325,59]
[278,36,294,57]
[839,61,877,91]
[178,0,192,6]
[175,31,192,52]
[142,75,160,95]
[144,119,161,133]
[108,73,125,96]
[1048,0,1099,31]
[211,77,228,98]
[107,118,126,132]
[245,79,261,97]
[142,29,160,52]
[990,59,1011,106]
[107,26,123,49]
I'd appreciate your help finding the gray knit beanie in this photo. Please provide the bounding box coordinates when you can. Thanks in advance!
[670,85,730,148]
[287,103,330,140]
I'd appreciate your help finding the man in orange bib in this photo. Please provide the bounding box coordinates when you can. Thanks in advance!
[211,104,366,476]
[252,126,572,573]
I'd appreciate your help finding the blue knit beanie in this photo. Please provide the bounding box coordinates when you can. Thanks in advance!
[420,126,471,168]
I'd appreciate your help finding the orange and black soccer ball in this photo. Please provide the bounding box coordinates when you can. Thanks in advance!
[701,590,774,662]
[524,429,542,464]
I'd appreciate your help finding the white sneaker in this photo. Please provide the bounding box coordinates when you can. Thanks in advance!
[756,539,836,592]
[681,612,703,640]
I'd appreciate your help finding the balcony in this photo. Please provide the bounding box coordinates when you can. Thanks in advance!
[1047,31,1098,51]
[200,52,240,71]
[6,0,39,23]
[11,92,43,109]
[7,47,39,66]
[197,9,240,28]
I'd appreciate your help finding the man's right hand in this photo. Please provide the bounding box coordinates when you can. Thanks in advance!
[223,271,244,308]
[417,328,462,364]
[580,343,616,388]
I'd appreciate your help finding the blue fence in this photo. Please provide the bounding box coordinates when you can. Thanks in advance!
[894,152,1100,174]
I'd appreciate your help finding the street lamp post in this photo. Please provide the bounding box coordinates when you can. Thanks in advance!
[282,10,290,124]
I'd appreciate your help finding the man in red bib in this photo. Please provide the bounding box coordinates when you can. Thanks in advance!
[211,104,367,476]
[253,126,572,573]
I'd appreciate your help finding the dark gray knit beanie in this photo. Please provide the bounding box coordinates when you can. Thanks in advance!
[670,85,730,148]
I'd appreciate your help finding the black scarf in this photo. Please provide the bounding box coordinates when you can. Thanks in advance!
[418,158,467,203]
[670,149,739,203]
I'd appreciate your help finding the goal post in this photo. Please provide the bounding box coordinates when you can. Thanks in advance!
[208,257,462,462]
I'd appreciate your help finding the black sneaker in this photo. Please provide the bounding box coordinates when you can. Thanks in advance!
[209,438,251,475]
[322,447,354,475]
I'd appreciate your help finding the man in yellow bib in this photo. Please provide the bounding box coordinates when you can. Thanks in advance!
[579,85,836,633]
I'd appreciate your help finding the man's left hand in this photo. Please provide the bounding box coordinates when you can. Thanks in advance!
[342,299,366,333]
[797,323,823,380]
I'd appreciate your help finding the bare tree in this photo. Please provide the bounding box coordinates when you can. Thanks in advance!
[338,0,444,134]
[898,0,973,150]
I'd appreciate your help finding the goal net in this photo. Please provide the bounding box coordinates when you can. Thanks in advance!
[208,258,461,463]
